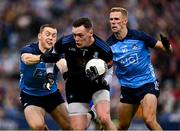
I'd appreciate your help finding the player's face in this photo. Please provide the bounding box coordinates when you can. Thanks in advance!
[109,12,126,33]
[72,25,93,48]
[38,27,57,50]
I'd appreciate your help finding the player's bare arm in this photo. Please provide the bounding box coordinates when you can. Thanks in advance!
[21,53,41,65]
[56,58,68,74]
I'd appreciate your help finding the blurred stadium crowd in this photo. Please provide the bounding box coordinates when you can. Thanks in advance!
[0,0,179,128]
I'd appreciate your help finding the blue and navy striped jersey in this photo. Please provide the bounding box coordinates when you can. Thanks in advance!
[54,34,113,79]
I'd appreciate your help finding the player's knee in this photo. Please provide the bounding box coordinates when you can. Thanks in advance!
[118,121,130,130]
[71,122,86,130]
[29,123,47,130]
[71,125,85,130]
[98,114,110,125]
[60,122,71,130]
[144,115,156,126]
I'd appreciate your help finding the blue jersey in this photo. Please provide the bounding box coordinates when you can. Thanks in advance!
[19,43,59,96]
[107,29,157,88]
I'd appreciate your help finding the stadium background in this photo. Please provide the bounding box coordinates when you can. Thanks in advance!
[0,0,179,130]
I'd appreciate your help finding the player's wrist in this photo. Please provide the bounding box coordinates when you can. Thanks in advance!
[40,52,60,63]
[38,55,42,62]
[40,53,45,62]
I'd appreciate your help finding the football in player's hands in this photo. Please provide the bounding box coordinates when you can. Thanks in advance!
[86,66,99,81]
[85,58,108,81]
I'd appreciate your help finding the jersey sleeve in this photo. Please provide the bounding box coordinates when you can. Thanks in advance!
[106,48,113,68]
[103,42,113,66]
[20,45,34,55]
[54,36,64,55]
[99,42,113,68]
[140,31,157,48]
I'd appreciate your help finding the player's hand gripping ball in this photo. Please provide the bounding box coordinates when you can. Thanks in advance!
[85,58,108,81]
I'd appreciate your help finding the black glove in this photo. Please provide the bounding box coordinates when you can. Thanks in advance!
[44,73,54,90]
[86,66,108,86]
[160,34,170,50]
[86,66,99,81]
[40,50,60,63]
[86,67,109,90]
[62,72,69,80]
[100,78,108,86]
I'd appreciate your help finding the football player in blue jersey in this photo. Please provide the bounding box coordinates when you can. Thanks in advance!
[107,7,173,130]
[19,24,71,130]
[44,18,116,130]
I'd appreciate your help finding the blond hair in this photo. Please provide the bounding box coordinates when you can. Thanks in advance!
[110,7,128,19]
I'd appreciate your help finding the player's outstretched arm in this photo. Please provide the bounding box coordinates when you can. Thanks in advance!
[21,53,41,65]
[21,51,60,65]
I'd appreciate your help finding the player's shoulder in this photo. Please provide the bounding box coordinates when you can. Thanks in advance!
[94,34,106,44]
[55,34,75,53]
[20,42,38,53]
[128,29,157,47]
[60,34,75,45]
[22,42,37,49]
[20,43,41,54]
[94,35,111,52]
[106,34,117,46]
[127,29,149,39]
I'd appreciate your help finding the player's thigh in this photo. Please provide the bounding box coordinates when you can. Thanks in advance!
[118,102,139,124]
[141,94,158,119]
[24,105,46,126]
[92,89,110,117]
[68,102,90,129]
[50,102,69,125]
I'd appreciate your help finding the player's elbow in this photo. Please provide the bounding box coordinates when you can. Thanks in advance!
[21,56,31,65]
[21,53,40,65]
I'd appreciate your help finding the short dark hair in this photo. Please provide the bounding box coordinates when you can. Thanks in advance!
[72,17,92,29]
[39,24,56,33]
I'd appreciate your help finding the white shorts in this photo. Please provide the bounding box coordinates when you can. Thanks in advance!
[68,89,110,116]
[92,89,110,105]
[68,103,89,116]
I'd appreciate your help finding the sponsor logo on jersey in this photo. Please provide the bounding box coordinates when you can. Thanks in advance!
[68,47,76,52]
[122,47,128,53]
[80,49,88,56]
[33,68,46,78]
[132,44,138,50]
[154,81,159,90]
[119,53,138,67]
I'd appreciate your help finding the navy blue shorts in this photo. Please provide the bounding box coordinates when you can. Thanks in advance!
[120,81,160,104]
[20,90,65,113]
